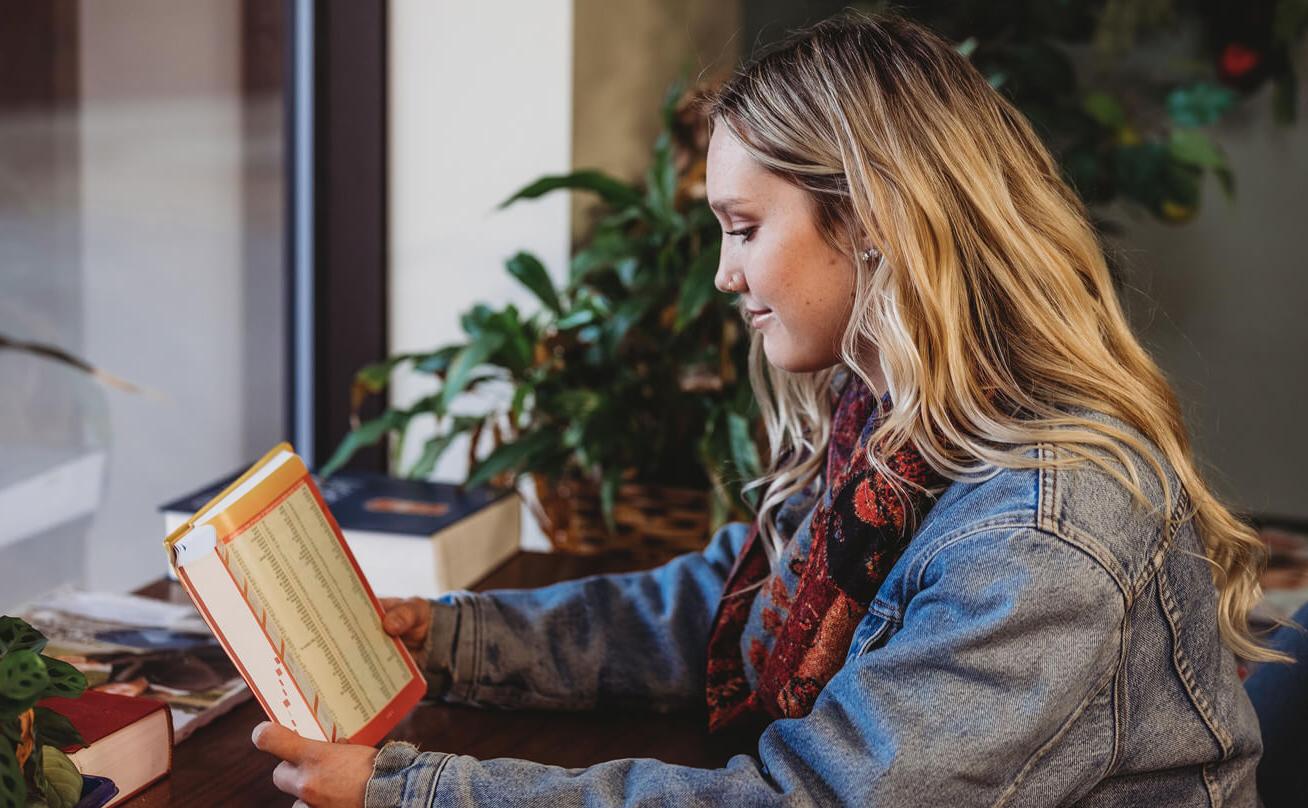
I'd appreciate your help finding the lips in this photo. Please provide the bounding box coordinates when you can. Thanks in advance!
[741,304,775,329]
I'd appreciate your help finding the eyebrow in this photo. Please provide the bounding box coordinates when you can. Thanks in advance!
[708,196,751,215]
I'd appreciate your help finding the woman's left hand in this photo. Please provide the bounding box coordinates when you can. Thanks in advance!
[252,721,379,808]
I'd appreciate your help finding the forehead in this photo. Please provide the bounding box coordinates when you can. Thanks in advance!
[706,127,775,209]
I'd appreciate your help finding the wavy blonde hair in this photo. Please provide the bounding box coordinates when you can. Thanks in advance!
[705,12,1282,662]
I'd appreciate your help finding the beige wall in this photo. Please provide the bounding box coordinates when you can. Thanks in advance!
[570,0,742,239]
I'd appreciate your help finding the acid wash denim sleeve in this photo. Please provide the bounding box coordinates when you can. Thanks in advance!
[419,519,752,712]
[364,524,1126,808]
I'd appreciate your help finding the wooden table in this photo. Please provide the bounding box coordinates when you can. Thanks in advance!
[124,553,746,806]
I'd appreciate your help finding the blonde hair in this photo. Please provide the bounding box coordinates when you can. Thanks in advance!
[706,12,1282,662]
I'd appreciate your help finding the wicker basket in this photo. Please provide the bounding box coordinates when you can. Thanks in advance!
[529,472,711,563]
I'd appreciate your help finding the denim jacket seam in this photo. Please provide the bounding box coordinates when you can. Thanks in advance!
[1156,561,1235,759]
[994,659,1120,808]
[456,593,482,704]
[1037,444,1060,535]
[1053,520,1130,602]
[868,597,901,624]
[1128,488,1194,601]
[914,522,1128,609]
[424,752,454,808]
[907,515,1041,594]
[1199,762,1221,808]
[1107,598,1130,776]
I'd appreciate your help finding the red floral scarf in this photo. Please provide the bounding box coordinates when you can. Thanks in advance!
[705,376,947,733]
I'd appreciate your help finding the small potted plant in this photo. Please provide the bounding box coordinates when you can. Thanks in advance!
[0,616,97,808]
[323,81,760,561]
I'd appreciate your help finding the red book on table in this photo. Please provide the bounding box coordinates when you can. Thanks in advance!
[37,689,174,806]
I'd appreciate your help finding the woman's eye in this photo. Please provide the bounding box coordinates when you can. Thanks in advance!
[725,227,756,243]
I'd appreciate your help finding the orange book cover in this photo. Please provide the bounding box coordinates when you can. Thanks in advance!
[162,444,425,747]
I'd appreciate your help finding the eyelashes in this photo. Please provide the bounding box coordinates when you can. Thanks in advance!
[725,226,757,243]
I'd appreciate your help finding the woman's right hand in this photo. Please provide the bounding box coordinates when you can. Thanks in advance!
[378,596,433,656]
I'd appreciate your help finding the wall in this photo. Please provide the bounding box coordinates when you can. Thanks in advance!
[571,0,741,239]
[1109,78,1308,519]
[388,0,575,549]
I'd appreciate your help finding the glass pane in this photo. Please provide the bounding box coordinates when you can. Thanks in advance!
[0,0,286,608]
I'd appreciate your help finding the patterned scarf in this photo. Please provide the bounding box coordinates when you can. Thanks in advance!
[705,376,947,733]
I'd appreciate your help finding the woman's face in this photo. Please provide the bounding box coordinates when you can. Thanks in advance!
[706,126,857,373]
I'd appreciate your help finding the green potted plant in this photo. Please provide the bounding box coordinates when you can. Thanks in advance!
[322,82,760,560]
[0,617,90,808]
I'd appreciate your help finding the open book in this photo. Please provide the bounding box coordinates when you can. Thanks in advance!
[163,443,426,746]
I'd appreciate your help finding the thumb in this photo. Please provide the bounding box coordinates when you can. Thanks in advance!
[384,610,408,631]
[252,721,314,763]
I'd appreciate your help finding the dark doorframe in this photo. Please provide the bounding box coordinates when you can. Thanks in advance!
[286,0,389,472]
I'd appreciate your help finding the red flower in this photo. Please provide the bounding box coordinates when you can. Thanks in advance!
[1219,42,1260,80]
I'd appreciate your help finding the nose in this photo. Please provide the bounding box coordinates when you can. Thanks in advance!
[714,253,745,295]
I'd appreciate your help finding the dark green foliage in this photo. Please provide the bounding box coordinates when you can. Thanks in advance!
[0,741,22,808]
[0,618,88,808]
[859,0,1307,222]
[0,619,46,658]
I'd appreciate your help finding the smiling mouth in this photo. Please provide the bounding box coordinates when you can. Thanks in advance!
[741,305,774,328]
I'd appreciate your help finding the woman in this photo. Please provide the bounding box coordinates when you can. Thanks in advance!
[252,13,1281,806]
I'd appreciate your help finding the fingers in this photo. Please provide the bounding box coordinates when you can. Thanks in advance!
[252,721,319,765]
[273,760,305,800]
[382,598,430,645]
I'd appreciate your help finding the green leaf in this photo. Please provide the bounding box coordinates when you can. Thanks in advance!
[460,304,497,340]
[0,737,24,808]
[599,467,620,534]
[36,658,84,700]
[568,229,635,288]
[675,247,721,332]
[602,297,650,354]
[0,619,45,657]
[506,252,563,315]
[955,36,978,59]
[1168,129,1225,169]
[0,650,48,702]
[510,384,532,425]
[555,308,596,330]
[39,746,81,808]
[354,353,422,393]
[492,306,535,373]
[318,409,406,478]
[30,708,82,751]
[406,417,481,479]
[465,429,557,490]
[1083,91,1126,129]
[1166,83,1236,128]
[439,333,507,412]
[726,412,762,483]
[614,257,641,288]
[645,131,680,227]
[414,345,462,376]
[500,170,645,211]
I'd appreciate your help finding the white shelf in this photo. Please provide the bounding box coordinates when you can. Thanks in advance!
[0,446,105,550]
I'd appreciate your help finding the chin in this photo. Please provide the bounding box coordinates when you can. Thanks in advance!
[760,336,840,374]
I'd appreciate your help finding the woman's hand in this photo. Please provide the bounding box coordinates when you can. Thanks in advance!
[252,721,378,808]
[378,596,433,663]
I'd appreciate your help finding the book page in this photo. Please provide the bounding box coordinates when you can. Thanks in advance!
[207,475,415,742]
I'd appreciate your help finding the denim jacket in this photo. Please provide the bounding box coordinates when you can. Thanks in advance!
[365,409,1262,807]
